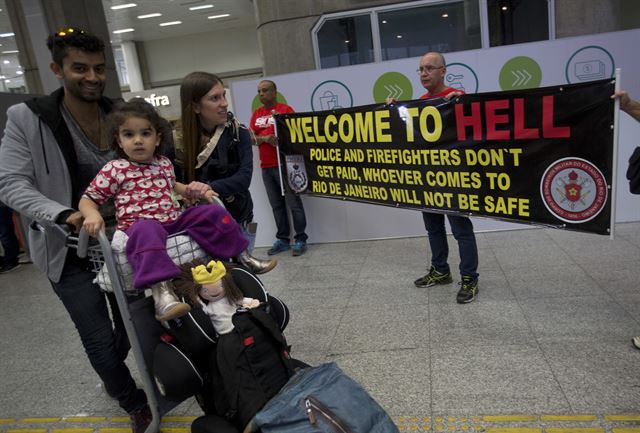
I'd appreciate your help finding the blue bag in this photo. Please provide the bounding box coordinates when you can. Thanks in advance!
[244,362,399,433]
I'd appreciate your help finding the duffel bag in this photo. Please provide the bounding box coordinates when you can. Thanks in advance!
[244,362,399,433]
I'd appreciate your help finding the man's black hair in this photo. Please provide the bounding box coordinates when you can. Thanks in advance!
[46,28,105,66]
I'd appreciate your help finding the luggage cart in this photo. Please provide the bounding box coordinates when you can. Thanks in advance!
[63,226,205,433]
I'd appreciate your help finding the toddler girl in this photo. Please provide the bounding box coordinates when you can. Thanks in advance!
[79,99,276,321]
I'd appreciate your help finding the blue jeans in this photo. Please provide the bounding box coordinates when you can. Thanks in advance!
[241,222,256,253]
[50,254,147,414]
[422,212,479,280]
[262,166,308,242]
[0,204,19,267]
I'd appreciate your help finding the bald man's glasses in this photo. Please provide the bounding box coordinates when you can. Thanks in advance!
[417,65,444,74]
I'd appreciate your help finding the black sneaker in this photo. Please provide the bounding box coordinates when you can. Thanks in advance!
[0,263,20,274]
[414,266,453,288]
[456,276,478,304]
[130,405,153,433]
[18,254,32,264]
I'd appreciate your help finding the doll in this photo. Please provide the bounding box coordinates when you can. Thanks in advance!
[173,259,259,334]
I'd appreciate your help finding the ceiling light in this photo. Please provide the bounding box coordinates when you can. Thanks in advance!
[138,13,162,19]
[2,50,18,53]
[344,40,350,43]
[502,6,508,10]
[381,20,387,24]
[0,32,15,37]
[16,70,23,75]
[189,4,213,10]
[442,13,449,18]
[111,3,137,10]
[396,35,402,39]
[160,21,182,26]
[2,60,8,64]
[207,14,229,19]
[5,79,10,83]
[112,28,134,34]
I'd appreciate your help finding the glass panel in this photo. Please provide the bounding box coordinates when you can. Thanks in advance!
[317,15,374,68]
[488,0,549,47]
[378,1,480,61]
[113,46,129,87]
[0,0,27,93]
[620,2,640,31]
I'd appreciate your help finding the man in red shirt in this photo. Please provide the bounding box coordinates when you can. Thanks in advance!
[413,52,479,303]
[250,80,308,256]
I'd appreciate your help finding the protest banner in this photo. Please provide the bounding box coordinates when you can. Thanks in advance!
[275,79,615,235]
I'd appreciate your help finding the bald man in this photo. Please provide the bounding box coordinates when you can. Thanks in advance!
[250,80,309,256]
[412,52,480,304]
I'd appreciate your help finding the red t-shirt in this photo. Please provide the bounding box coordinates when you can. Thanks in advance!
[249,102,295,168]
[420,86,465,100]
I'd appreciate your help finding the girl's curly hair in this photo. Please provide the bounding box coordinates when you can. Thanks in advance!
[105,98,172,159]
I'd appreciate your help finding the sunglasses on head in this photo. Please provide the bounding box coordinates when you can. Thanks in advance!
[56,28,85,37]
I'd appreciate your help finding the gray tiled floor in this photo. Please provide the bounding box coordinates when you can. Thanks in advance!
[1,223,640,420]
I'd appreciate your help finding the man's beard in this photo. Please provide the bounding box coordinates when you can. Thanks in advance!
[66,80,105,102]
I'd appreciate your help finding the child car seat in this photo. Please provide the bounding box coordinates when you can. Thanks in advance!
[152,266,290,402]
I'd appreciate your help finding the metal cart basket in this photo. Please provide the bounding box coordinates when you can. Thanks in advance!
[66,227,208,433]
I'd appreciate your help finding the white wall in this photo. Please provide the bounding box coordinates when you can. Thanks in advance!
[143,26,261,84]
[231,29,640,247]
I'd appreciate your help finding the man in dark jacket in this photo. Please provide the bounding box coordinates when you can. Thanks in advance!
[0,28,151,431]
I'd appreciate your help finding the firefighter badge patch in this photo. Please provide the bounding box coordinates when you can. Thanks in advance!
[540,157,607,223]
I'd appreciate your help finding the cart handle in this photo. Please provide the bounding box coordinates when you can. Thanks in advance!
[46,223,91,258]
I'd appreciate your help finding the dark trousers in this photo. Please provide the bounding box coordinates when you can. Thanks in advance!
[422,212,479,279]
[0,204,19,267]
[262,166,308,242]
[50,256,147,414]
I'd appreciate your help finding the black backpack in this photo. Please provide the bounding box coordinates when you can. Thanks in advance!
[627,146,640,194]
[213,306,295,430]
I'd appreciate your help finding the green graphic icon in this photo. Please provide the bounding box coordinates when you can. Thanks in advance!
[251,92,288,112]
[499,56,542,90]
[373,72,413,103]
